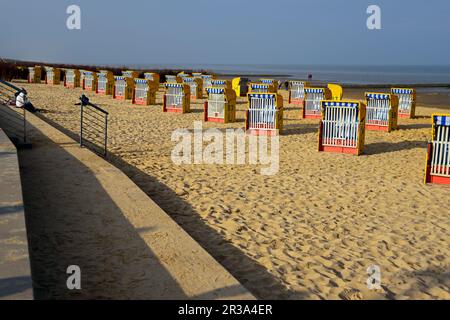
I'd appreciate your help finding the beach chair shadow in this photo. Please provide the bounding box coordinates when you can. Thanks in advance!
[282,123,318,136]
[364,140,426,155]
[396,268,449,299]
[398,123,431,130]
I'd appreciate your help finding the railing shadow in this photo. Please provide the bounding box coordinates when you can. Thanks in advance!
[18,121,191,299]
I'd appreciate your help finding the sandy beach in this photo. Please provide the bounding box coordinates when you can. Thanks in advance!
[15,81,450,300]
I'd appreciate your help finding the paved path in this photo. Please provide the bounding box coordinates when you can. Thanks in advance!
[0,128,33,300]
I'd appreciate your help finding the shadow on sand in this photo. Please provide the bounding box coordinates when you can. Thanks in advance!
[364,140,427,155]
[19,120,269,300]
[398,123,431,130]
[282,123,319,136]
[0,276,32,298]
[32,113,306,299]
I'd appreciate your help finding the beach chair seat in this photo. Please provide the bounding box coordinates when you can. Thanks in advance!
[64,69,81,88]
[204,87,236,123]
[163,83,190,113]
[288,81,308,105]
[44,66,61,85]
[365,93,398,132]
[96,70,115,95]
[319,101,366,155]
[132,78,158,105]
[425,114,450,185]
[113,76,134,100]
[245,93,283,135]
[183,77,203,100]
[391,88,416,119]
[302,87,332,119]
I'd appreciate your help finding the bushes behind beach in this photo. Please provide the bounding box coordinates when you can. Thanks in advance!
[0,58,208,82]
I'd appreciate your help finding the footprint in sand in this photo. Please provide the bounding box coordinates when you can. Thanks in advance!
[339,288,363,300]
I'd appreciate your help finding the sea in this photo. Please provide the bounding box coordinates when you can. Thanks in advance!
[133,63,450,89]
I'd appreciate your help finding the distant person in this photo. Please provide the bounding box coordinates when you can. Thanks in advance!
[16,89,37,113]
[308,74,313,80]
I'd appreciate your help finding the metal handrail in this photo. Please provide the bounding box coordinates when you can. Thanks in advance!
[75,94,108,157]
[0,79,21,92]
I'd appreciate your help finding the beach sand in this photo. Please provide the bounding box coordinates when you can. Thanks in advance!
[15,81,450,300]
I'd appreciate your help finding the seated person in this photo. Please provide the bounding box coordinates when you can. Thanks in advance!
[15,89,37,113]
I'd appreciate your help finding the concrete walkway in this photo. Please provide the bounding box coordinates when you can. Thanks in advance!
[0,128,33,300]
[18,112,253,299]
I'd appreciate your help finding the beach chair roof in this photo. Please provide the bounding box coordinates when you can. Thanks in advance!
[322,101,360,108]
[251,84,270,89]
[391,88,415,94]
[305,88,326,93]
[165,82,184,88]
[365,93,391,100]
[434,115,450,126]
[248,93,277,99]
[212,79,227,84]
[182,77,196,82]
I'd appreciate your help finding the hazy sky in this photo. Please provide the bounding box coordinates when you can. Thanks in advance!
[1,0,449,66]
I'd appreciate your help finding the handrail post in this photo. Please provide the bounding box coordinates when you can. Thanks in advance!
[80,104,84,147]
[23,108,27,143]
[104,113,108,158]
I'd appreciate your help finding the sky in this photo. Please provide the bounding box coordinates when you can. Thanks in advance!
[1,0,450,67]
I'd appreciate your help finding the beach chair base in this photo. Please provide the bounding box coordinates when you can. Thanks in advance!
[365,124,390,132]
[114,96,126,100]
[289,99,304,106]
[133,99,149,106]
[398,113,414,119]
[164,107,185,113]
[303,114,322,119]
[426,174,450,185]
[302,106,322,119]
[247,129,278,136]
[425,162,450,185]
[205,117,225,123]
[319,145,359,155]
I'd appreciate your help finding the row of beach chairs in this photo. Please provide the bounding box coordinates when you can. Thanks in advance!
[27,66,449,186]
